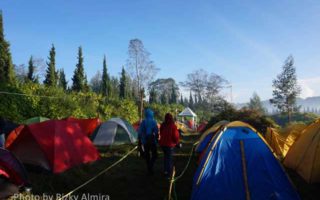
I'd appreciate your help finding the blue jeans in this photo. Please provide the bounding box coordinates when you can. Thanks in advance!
[162,146,174,174]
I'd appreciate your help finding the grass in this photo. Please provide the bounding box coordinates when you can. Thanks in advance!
[15,134,320,200]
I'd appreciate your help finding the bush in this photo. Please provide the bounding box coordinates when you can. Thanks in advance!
[204,107,278,134]
[146,103,184,122]
[0,83,139,123]
[270,112,319,127]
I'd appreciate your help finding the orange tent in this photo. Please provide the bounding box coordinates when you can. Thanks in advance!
[284,120,320,183]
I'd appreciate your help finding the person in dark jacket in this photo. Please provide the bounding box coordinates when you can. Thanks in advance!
[138,109,159,175]
[159,113,180,176]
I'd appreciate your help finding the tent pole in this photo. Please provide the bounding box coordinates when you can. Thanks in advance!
[240,140,251,200]
[196,128,225,185]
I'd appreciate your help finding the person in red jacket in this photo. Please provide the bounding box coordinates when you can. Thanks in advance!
[159,113,180,176]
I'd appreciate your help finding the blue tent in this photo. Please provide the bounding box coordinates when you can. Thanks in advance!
[191,121,300,200]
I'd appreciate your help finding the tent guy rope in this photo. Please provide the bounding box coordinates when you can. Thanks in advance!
[57,146,138,200]
[167,140,199,200]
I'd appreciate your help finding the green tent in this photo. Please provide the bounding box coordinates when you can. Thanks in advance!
[91,118,138,146]
[24,117,50,125]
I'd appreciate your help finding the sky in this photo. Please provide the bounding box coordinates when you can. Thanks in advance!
[1,0,320,103]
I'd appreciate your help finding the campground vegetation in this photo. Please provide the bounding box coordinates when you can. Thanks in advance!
[0,11,318,129]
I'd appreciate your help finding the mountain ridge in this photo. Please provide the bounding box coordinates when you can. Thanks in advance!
[236,96,320,113]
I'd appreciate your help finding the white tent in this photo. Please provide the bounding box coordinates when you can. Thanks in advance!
[91,118,137,146]
[178,107,197,129]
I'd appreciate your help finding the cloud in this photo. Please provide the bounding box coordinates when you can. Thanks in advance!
[298,77,320,98]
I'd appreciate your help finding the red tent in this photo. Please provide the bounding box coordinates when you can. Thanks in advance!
[197,122,208,133]
[64,117,101,136]
[6,120,100,173]
[5,125,25,149]
[132,121,140,131]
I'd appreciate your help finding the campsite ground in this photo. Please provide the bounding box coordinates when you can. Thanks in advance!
[19,134,320,200]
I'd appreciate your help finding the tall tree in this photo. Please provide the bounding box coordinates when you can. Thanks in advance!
[184,97,189,107]
[180,95,184,105]
[110,76,120,98]
[58,69,67,90]
[149,78,179,104]
[14,64,27,83]
[160,91,168,104]
[0,11,15,84]
[189,91,194,108]
[270,55,301,122]
[182,69,226,104]
[170,84,178,104]
[182,69,207,101]
[119,66,127,99]
[72,46,86,92]
[90,70,102,93]
[248,92,265,114]
[126,38,159,119]
[27,56,35,82]
[101,55,111,96]
[149,87,157,104]
[44,44,57,86]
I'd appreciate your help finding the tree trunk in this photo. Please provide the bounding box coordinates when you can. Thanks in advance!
[139,89,144,121]
[287,106,291,123]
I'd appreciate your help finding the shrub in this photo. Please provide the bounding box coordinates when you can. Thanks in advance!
[205,107,278,134]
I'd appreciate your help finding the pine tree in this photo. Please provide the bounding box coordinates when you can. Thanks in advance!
[44,44,57,86]
[184,97,189,107]
[119,66,127,99]
[101,55,111,96]
[248,92,265,114]
[180,95,184,105]
[58,69,67,90]
[170,84,178,104]
[160,91,168,104]
[149,87,157,103]
[189,91,194,108]
[72,46,86,92]
[270,55,301,122]
[84,74,89,92]
[27,56,35,82]
[110,76,120,98]
[0,11,15,84]
[194,94,198,105]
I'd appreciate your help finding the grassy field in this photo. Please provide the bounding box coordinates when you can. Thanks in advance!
[19,134,320,200]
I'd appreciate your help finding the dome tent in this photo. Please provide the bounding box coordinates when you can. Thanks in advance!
[64,117,101,136]
[195,120,229,153]
[284,119,320,183]
[0,148,29,186]
[191,121,300,200]
[91,118,138,146]
[24,116,49,125]
[6,120,100,173]
[0,148,30,199]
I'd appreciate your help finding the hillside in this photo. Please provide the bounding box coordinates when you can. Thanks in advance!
[237,96,320,114]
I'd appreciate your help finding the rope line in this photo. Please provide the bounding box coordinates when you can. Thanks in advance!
[0,91,63,99]
[0,91,97,100]
[168,140,200,200]
[174,141,199,181]
[57,146,138,200]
